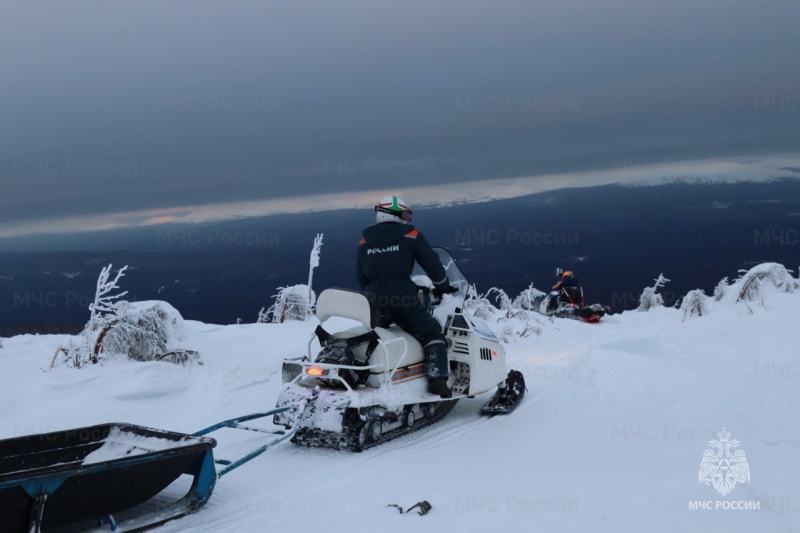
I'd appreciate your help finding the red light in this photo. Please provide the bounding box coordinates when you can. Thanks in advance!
[306,367,326,376]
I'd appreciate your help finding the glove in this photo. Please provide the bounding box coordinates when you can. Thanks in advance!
[432,285,459,298]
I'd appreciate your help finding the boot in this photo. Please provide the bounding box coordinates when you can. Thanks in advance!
[428,377,452,398]
[424,342,451,398]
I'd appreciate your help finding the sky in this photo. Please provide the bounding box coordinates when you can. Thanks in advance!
[2,0,799,238]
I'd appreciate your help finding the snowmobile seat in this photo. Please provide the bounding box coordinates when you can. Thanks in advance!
[334,326,425,371]
[316,288,380,330]
[367,327,426,386]
[324,326,424,388]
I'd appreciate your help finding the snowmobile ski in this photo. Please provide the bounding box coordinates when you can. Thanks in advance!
[481,370,526,415]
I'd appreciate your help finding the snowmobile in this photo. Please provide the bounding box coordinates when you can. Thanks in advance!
[273,247,525,451]
[541,288,610,323]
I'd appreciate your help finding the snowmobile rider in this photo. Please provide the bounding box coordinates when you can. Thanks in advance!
[551,268,583,308]
[356,196,458,398]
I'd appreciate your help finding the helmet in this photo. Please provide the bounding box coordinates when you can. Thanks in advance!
[555,267,564,277]
[375,195,412,224]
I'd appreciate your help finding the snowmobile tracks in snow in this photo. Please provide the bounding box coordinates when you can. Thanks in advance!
[291,399,460,452]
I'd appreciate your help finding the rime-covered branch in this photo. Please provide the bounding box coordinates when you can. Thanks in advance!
[89,264,129,319]
[308,233,324,304]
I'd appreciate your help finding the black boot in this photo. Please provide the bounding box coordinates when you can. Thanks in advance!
[424,342,452,398]
[428,376,452,398]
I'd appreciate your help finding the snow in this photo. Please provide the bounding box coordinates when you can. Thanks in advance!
[0,269,798,532]
[82,427,193,465]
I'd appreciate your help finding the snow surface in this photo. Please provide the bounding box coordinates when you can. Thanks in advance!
[82,427,193,465]
[1,279,798,532]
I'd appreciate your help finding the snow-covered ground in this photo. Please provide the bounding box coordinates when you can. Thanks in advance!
[1,269,798,533]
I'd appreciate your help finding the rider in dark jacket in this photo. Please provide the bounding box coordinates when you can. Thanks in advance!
[356,196,455,398]
[552,268,583,307]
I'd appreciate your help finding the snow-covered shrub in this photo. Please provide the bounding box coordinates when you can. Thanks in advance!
[53,265,199,368]
[713,277,729,301]
[680,289,708,320]
[259,234,323,323]
[464,285,511,319]
[494,310,544,342]
[96,301,198,364]
[512,283,546,311]
[638,274,671,311]
[53,264,128,367]
[494,289,514,318]
[734,263,798,305]
[462,284,544,341]
[263,284,316,323]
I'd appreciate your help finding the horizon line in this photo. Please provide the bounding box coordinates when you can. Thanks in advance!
[2,153,799,240]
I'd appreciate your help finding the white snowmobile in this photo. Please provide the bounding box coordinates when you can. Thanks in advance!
[273,248,525,451]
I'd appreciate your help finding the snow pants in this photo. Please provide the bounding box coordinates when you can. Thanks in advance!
[365,279,449,379]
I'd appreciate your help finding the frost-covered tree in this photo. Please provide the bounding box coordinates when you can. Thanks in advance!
[492,288,514,318]
[55,264,129,367]
[713,277,729,302]
[735,263,799,305]
[461,283,544,340]
[512,283,546,311]
[495,310,544,342]
[465,285,512,320]
[259,234,323,323]
[53,265,199,368]
[638,274,670,312]
[265,284,316,323]
[308,233,323,304]
[88,301,199,364]
[681,289,707,320]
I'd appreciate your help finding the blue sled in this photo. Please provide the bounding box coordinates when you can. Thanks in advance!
[0,407,294,533]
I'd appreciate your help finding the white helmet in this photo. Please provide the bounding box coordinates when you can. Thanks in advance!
[375,195,412,224]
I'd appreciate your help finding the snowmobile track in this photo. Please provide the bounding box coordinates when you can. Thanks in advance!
[292,399,460,452]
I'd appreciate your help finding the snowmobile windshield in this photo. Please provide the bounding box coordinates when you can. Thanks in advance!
[411,247,469,300]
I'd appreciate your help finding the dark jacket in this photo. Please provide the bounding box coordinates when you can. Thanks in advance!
[356,222,448,293]
[552,272,580,290]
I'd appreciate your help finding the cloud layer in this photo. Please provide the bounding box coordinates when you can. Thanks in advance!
[2,0,799,233]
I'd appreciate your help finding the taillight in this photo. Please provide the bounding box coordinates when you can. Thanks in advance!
[306,367,328,376]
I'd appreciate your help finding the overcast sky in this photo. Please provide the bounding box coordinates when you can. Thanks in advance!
[2,0,799,236]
